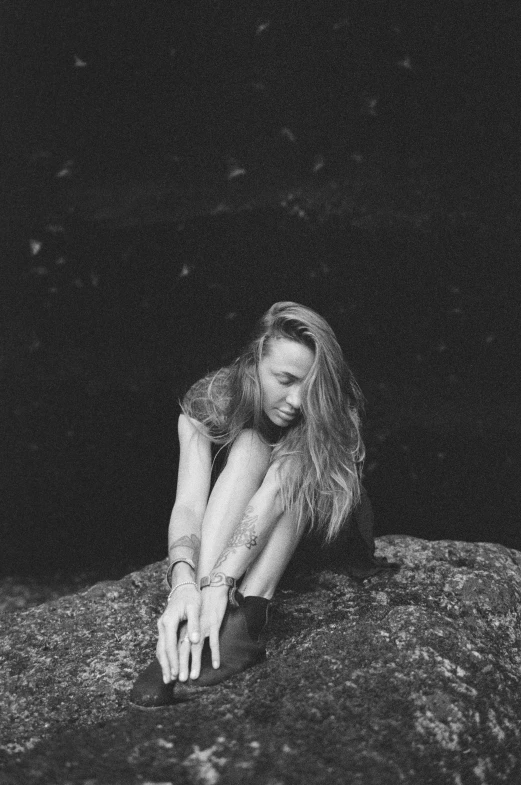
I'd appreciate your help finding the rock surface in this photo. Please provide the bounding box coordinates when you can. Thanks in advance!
[1,535,521,784]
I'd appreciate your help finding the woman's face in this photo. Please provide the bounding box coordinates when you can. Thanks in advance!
[258,337,315,427]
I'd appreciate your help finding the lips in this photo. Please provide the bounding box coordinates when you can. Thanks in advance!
[277,409,296,420]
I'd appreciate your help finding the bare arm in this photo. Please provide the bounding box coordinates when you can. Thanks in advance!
[207,503,275,585]
[167,414,212,576]
[190,463,285,676]
[156,414,212,683]
[210,462,284,579]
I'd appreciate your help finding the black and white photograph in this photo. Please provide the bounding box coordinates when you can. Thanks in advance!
[1,2,520,782]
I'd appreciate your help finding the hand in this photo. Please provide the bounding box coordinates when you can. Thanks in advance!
[156,584,201,683]
[189,586,229,680]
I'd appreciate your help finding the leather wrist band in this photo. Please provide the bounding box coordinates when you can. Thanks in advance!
[166,557,196,588]
[199,574,239,607]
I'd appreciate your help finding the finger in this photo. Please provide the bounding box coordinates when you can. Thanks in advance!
[156,641,170,684]
[209,624,220,670]
[189,639,203,680]
[160,617,180,681]
[177,633,192,682]
[185,603,201,645]
[156,630,173,684]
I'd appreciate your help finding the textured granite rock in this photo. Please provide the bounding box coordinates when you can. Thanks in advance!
[1,535,521,784]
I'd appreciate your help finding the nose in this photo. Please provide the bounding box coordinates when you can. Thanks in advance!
[285,385,302,411]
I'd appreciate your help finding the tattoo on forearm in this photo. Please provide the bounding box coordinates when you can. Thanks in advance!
[169,534,201,565]
[214,506,259,569]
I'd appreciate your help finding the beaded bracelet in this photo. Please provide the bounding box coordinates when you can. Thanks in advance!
[167,580,199,602]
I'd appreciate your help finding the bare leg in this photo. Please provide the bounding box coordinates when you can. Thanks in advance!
[196,430,271,580]
[198,430,304,603]
[239,508,304,599]
[185,506,304,687]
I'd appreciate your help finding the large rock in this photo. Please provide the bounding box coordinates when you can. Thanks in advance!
[1,535,521,784]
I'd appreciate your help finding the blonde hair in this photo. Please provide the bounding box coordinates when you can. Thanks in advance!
[182,302,365,542]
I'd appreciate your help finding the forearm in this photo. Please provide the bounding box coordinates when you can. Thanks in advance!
[205,475,284,583]
[167,503,203,585]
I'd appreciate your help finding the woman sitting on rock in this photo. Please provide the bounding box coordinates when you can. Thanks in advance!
[132,301,385,707]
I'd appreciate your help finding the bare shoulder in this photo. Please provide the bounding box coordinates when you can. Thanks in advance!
[178,412,210,442]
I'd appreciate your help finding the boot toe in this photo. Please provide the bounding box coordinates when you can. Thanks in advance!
[130,659,175,707]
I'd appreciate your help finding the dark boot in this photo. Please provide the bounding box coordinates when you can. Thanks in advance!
[189,593,269,687]
[129,593,269,706]
[130,658,176,708]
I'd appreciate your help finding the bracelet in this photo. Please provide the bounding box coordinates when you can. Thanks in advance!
[167,580,199,602]
[199,574,239,607]
[166,557,196,588]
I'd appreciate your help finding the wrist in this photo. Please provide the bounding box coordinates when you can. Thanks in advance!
[201,583,229,595]
[166,558,196,588]
[167,580,199,603]
[200,573,239,606]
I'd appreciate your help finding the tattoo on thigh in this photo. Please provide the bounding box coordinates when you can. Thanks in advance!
[214,506,258,569]
[169,534,201,564]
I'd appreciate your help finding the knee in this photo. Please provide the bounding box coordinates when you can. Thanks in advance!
[226,429,271,475]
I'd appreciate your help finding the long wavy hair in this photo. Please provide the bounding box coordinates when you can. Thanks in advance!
[182,302,365,542]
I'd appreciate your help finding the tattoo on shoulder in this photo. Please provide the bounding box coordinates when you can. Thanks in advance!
[169,534,201,564]
[214,506,259,569]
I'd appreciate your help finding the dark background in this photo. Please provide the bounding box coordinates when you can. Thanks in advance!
[1,1,520,587]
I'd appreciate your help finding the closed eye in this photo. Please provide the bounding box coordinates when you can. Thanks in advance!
[275,374,294,386]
